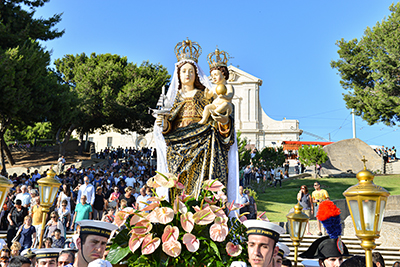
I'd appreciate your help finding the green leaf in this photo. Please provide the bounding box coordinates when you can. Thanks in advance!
[106,245,131,264]
[114,228,130,247]
[209,240,221,260]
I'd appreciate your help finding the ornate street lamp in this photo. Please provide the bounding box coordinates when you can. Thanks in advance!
[0,174,13,210]
[38,166,61,248]
[343,157,390,267]
[286,202,309,267]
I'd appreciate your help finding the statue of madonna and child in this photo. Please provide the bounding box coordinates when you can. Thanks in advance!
[154,39,239,203]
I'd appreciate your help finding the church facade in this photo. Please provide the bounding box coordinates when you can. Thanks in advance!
[85,66,302,150]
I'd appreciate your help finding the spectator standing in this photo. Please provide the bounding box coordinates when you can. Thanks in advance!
[57,156,66,174]
[73,195,92,228]
[16,215,36,250]
[297,185,312,235]
[372,252,385,267]
[93,187,106,220]
[136,187,150,210]
[312,181,330,236]
[57,199,71,232]
[45,211,65,238]
[14,185,31,208]
[125,171,136,188]
[7,199,28,248]
[101,207,115,223]
[77,176,95,206]
[119,186,136,209]
[57,184,72,212]
[238,186,249,215]
[108,186,121,208]
[245,190,257,219]
[274,170,283,188]
[30,198,43,246]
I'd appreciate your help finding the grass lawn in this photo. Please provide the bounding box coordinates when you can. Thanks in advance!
[251,174,400,222]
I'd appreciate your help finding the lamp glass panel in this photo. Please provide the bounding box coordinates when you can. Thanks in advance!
[41,185,51,205]
[300,221,307,238]
[349,200,362,230]
[287,221,292,236]
[362,199,377,231]
[293,220,300,238]
[377,200,386,232]
[50,186,58,204]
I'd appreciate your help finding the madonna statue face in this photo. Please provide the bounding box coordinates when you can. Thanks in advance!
[179,63,196,88]
[177,61,205,90]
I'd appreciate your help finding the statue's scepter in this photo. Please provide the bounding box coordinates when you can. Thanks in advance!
[149,86,170,128]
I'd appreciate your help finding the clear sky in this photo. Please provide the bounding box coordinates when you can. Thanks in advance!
[34,0,399,150]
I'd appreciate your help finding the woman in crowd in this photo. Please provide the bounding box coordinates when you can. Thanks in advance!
[43,238,52,249]
[57,199,71,232]
[45,211,64,238]
[93,187,106,220]
[101,207,115,223]
[57,184,72,212]
[119,186,136,208]
[297,185,313,235]
[16,215,36,250]
[108,186,121,208]
[6,199,28,248]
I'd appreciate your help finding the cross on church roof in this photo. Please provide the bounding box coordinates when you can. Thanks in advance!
[361,156,368,170]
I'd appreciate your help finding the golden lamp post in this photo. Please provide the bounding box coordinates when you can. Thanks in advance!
[0,174,13,210]
[286,203,309,267]
[38,166,61,248]
[343,156,390,267]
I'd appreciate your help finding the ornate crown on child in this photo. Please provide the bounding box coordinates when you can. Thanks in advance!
[174,38,202,63]
[207,47,229,69]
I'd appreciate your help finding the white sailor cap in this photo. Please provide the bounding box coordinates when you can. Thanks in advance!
[21,248,37,259]
[88,259,113,267]
[243,220,285,242]
[34,248,63,259]
[76,220,118,238]
[276,242,290,258]
[301,260,320,267]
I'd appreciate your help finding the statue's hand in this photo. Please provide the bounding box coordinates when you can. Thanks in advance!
[204,88,214,99]
[211,112,229,125]
[156,114,170,131]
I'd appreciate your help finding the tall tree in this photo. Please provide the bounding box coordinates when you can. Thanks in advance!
[252,146,286,171]
[237,131,251,169]
[298,145,328,176]
[0,0,65,174]
[331,3,400,126]
[54,53,170,155]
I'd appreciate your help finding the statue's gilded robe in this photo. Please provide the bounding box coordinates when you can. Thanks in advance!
[163,90,234,198]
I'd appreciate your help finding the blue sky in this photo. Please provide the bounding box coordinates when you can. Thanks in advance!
[34,0,399,150]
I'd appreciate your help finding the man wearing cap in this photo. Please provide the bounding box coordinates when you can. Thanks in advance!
[240,220,285,267]
[74,220,117,267]
[34,248,63,267]
[274,242,290,267]
[299,236,351,267]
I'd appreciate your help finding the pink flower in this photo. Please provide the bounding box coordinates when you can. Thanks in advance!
[180,212,195,233]
[210,205,228,219]
[146,177,160,188]
[129,233,145,253]
[141,202,160,212]
[226,242,242,257]
[216,191,228,203]
[154,172,178,188]
[209,223,228,242]
[162,240,182,258]
[131,220,152,235]
[173,196,187,214]
[122,207,136,214]
[228,200,243,212]
[203,179,225,192]
[204,196,218,205]
[146,209,159,223]
[114,210,130,227]
[162,225,179,243]
[193,206,216,225]
[155,207,174,224]
[182,233,200,252]
[130,213,146,226]
[141,233,161,255]
[175,181,185,190]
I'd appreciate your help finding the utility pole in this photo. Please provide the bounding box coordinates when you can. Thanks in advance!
[352,109,356,138]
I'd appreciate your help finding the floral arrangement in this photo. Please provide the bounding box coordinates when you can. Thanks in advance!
[107,172,252,267]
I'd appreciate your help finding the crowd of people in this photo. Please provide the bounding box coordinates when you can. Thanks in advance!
[0,146,157,265]
[374,145,397,163]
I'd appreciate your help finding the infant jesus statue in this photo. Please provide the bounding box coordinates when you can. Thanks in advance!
[198,65,234,124]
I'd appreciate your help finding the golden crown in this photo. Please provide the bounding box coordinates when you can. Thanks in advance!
[174,38,202,63]
[207,47,229,69]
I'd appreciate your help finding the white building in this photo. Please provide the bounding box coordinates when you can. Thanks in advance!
[85,66,302,151]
